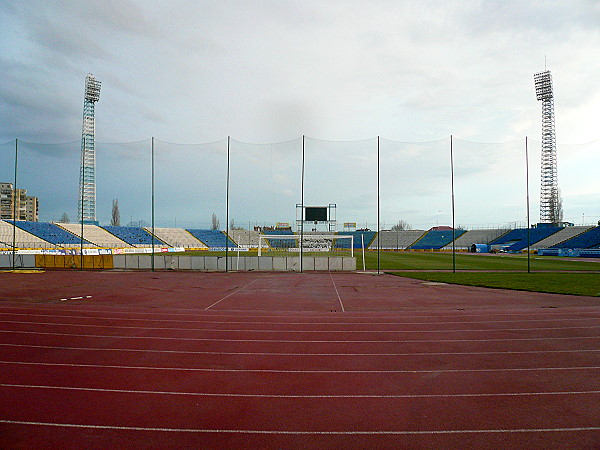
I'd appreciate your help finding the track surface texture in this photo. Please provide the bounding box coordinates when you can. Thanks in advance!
[1,270,599,449]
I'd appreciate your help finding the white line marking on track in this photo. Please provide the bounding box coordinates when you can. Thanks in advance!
[2,343,599,357]
[1,329,598,343]
[2,311,599,326]
[1,320,599,333]
[2,383,600,399]
[59,296,92,302]
[1,420,599,435]
[2,360,600,373]
[204,278,260,310]
[329,273,345,312]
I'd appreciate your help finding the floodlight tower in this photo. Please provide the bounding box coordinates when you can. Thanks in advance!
[78,73,101,224]
[533,69,561,224]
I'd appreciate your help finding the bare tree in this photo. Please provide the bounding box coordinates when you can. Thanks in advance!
[211,213,220,230]
[390,220,412,231]
[58,212,70,223]
[111,199,121,226]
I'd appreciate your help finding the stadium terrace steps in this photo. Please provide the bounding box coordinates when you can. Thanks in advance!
[7,220,91,247]
[57,223,132,247]
[490,227,562,252]
[186,229,237,248]
[102,226,165,247]
[146,227,207,248]
[533,226,594,249]
[0,220,49,248]
[410,229,467,250]
[262,229,295,248]
[370,230,427,249]
[230,230,261,247]
[552,226,600,249]
[442,229,509,250]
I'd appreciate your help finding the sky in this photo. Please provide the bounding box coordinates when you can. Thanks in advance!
[0,0,599,229]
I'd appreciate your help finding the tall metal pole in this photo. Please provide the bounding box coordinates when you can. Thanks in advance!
[526,137,531,274]
[80,137,85,270]
[450,135,456,273]
[151,137,155,272]
[377,136,380,275]
[11,139,18,270]
[225,136,230,272]
[300,135,305,273]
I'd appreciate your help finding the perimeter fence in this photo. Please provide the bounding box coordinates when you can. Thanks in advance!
[1,136,598,271]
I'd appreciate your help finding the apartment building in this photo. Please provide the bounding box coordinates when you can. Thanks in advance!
[0,182,39,221]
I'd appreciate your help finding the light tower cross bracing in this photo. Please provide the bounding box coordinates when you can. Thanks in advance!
[533,70,561,224]
[78,73,101,224]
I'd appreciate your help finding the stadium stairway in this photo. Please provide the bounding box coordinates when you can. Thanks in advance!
[146,227,207,249]
[186,229,237,249]
[57,223,131,248]
[410,229,466,250]
[102,226,165,247]
[490,227,562,252]
[551,226,600,249]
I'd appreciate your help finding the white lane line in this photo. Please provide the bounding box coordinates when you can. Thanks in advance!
[2,383,600,399]
[60,296,92,302]
[1,320,599,333]
[0,420,599,435]
[329,273,345,312]
[2,343,599,357]
[2,360,600,373]
[204,278,260,311]
[1,311,599,326]
[2,329,598,343]
[1,305,598,321]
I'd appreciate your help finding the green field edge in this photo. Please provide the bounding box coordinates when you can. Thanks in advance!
[386,271,600,297]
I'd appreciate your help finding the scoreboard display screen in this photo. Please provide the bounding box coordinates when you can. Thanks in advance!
[305,207,328,222]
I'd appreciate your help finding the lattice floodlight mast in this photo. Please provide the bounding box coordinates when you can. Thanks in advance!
[78,73,101,224]
[533,70,560,224]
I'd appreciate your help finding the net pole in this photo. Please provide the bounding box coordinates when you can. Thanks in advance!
[361,234,365,271]
[80,137,85,270]
[151,137,155,272]
[225,136,230,272]
[300,135,305,273]
[450,135,456,273]
[11,139,18,270]
[351,236,354,258]
[377,136,380,275]
[526,136,531,274]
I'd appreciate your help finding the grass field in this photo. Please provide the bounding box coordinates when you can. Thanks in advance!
[389,272,600,297]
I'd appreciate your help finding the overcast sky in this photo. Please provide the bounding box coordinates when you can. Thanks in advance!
[0,1,598,229]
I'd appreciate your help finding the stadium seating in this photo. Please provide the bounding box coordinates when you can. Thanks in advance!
[410,229,466,250]
[335,231,377,249]
[147,227,207,248]
[442,229,509,250]
[552,226,600,249]
[262,229,295,248]
[58,223,131,248]
[7,220,89,247]
[490,227,562,252]
[369,230,426,249]
[102,226,164,247]
[0,220,49,248]
[186,229,237,248]
[229,229,261,247]
[533,226,594,249]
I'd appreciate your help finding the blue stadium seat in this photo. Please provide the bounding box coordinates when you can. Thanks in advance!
[262,229,295,248]
[491,227,562,251]
[8,221,89,245]
[186,229,236,248]
[335,231,377,249]
[552,226,600,249]
[103,226,164,246]
[410,229,466,250]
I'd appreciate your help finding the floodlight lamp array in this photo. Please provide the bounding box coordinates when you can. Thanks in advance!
[84,73,101,102]
[534,70,553,101]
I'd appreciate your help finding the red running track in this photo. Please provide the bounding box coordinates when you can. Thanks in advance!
[0,271,599,448]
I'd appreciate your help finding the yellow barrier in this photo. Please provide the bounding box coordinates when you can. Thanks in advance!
[35,255,114,269]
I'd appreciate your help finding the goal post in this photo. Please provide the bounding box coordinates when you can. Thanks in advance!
[258,234,353,257]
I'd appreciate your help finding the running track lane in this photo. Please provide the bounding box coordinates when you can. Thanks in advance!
[1,272,599,448]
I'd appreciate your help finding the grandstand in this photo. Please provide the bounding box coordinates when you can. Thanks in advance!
[186,229,237,249]
[533,226,594,249]
[410,229,466,250]
[7,220,91,247]
[490,227,562,252]
[57,223,131,248]
[229,229,261,248]
[148,227,207,249]
[335,231,377,250]
[442,229,509,250]
[102,226,165,247]
[371,230,426,249]
[262,229,295,249]
[0,220,49,249]
[551,226,600,249]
